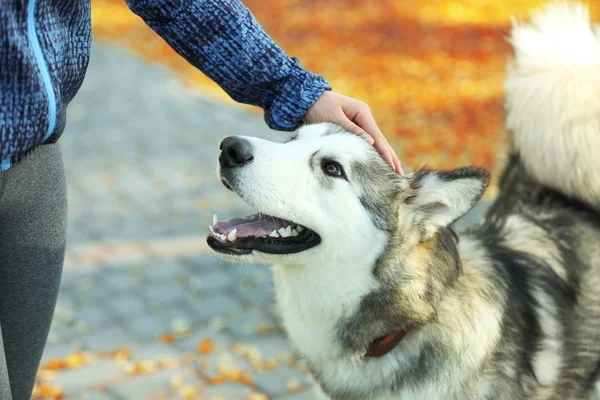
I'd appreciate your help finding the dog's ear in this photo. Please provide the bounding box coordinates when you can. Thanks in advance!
[405,167,490,238]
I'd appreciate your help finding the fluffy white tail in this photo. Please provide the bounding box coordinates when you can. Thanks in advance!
[505,1,600,209]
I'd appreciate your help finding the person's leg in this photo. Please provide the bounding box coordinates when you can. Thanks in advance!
[0,143,67,399]
[0,324,12,400]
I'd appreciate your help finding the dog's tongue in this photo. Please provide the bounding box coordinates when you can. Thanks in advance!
[211,213,292,238]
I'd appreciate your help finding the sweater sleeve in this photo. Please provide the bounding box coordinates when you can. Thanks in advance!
[125,0,332,131]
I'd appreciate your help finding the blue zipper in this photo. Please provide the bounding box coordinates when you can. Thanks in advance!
[0,158,11,171]
[27,0,57,143]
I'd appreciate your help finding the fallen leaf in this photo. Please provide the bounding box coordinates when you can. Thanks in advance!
[109,347,133,361]
[31,382,64,399]
[157,333,177,344]
[287,378,301,392]
[256,326,281,335]
[247,393,269,400]
[171,374,184,389]
[65,352,86,369]
[43,359,67,371]
[197,338,215,355]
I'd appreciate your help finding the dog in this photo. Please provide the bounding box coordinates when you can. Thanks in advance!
[207,3,600,399]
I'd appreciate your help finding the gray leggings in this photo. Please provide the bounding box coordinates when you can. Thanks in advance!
[0,143,67,400]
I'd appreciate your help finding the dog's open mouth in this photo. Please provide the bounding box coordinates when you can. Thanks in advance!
[206,213,321,255]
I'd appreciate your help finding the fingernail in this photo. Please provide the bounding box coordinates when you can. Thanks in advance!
[367,136,375,145]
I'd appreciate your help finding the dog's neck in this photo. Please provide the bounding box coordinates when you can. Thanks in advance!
[272,251,383,363]
[271,234,504,399]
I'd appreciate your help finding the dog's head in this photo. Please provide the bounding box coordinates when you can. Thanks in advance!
[208,123,489,272]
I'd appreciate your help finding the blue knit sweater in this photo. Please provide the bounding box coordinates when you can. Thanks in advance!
[0,0,331,171]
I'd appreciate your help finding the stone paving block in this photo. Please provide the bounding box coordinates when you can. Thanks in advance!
[232,272,275,305]
[67,390,116,400]
[227,309,279,339]
[143,260,186,282]
[130,342,183,362]
[74,305,112,330]
[240,335,294,362]
[127,315,171,341]
[56,291,76,310]
[104,271,140,292]
[198,382,255,399]
[52,359,124,395]
[276,388,318,400]
[52,305,76,328]
[192,293,243,321]
[59,270,90,290]
[176,326,232,354]
[253,365,312,397]
[194,351,253,383]
[158,307,194,333]
[185,269,234,294]
[143,282,190,307]
[82,326,134,353]
[181,255,232,274]
[175,326,253,379]
[105,294,148,318]
[108,368,197,399]
[48,321,76,344]
[73,277,111,306]
[40,342,77,366]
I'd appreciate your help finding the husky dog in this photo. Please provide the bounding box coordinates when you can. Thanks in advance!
[207,3,600,399]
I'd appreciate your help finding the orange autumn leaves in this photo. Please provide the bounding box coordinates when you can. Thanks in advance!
[90,1,599,182]
[33,326,300,399]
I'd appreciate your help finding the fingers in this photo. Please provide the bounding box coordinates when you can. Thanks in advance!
[393,154,404,175]
[340,117,398,172]
[306,92,404,174]
[338,117,375,145]
[375,140,397,172]
[346,102,383,143]
[342,103,401,173]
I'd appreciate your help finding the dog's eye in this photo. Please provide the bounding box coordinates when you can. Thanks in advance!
[322,161,345,178]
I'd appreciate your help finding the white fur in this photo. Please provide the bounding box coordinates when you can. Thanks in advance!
[218,123,390,365]
[502,215,567,281]
[412,173,486,238]
[216,123,496,399]
[531,287,564,387]
[505,1,600,210]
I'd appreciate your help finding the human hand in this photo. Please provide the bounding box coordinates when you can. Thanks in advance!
[304,91,404,175]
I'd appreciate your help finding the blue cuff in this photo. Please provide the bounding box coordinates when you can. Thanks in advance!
[264,58,331,131]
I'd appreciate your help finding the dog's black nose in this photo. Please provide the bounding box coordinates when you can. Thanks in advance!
[219,136,253,168]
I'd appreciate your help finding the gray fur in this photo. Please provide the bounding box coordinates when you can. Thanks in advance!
[316,149,600,400]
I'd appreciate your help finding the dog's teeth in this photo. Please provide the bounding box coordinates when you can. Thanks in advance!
[219,234,226,241]
[227,229,237,241]
[297,226,304,232]
[291,228,298,236]
[213,214,218,225]
[278,227,288,237]
[279,226,293,238]
[269,230,280,238]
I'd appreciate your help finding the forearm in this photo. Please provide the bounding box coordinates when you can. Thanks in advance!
[125,0,331,130]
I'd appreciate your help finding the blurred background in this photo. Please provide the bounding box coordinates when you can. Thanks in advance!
[32,1,600,399]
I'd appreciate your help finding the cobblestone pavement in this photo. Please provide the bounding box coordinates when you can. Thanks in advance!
[35,43,489,400]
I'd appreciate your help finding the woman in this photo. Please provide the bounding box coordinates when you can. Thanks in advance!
[0,1,402,398]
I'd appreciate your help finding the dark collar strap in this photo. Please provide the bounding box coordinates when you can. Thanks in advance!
[366,328,406,358]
